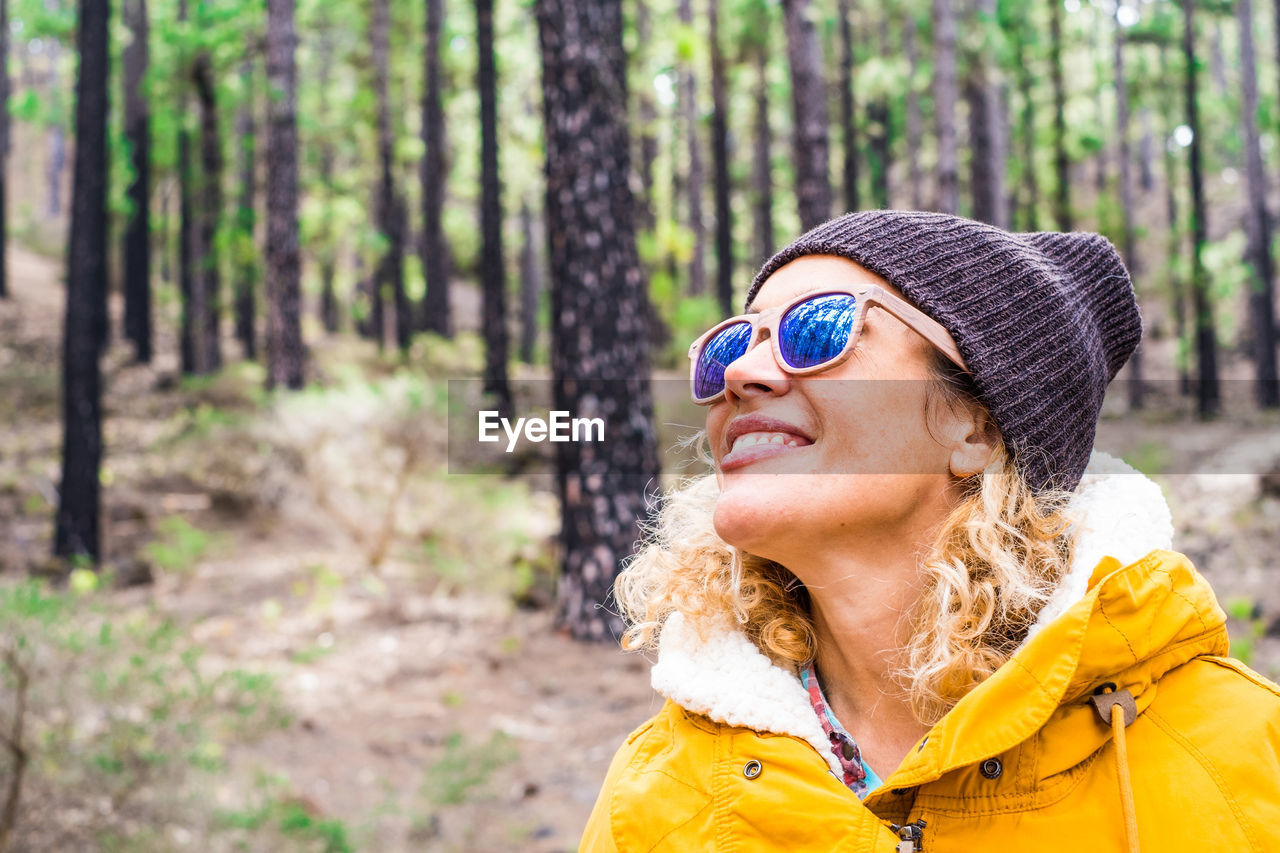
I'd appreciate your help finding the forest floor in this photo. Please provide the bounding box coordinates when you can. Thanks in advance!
[3,242,1280,852]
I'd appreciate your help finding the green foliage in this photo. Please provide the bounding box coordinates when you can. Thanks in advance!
[1123,441,1172,476]
[1225,596,1266,665]
[215,771,355,853]
[144,516,215,574]
[1202,230,1250,344]
[420,731,516,809]
[0,579,291,848]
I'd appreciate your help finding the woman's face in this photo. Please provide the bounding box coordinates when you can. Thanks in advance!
[708,255,975,569]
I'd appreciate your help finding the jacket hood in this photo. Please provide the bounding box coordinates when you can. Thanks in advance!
[649,451,1230,785]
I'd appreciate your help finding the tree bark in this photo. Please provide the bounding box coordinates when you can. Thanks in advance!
[0,0,7,300]
[371,0,403,351]
[420,0,451,337]
[635,0,658,234]
[932,0,959,215]
[838,0,859,213]
[965,0,1007,227]
[709,0,732,316]
[177,0,195,373]
[234,54,258,359]
[1239,0,1279,407]
[678,0,706,295]
[752,48,774,262]
[317,36,338,334]
[55,0,109,564]
[1182,0,1219,416]
[867,13,891,210]
[1013,14,1039,231]
[535,0,660,641]
[122,0,149,358]
[1159,42,1191,395]
[265,0,304,389]
[782,0,832,229]
[904,8,923,211]
[1114,2,1143,409]
[192,47,223,374]
[1049,0,1071,230]
[477,0,510,409]
[1138,106,1154,193]
[518,198,539,363]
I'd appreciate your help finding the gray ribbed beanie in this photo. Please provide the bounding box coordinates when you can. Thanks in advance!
[745,210,1142,493]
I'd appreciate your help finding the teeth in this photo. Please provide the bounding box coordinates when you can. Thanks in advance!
[731,431,805,453]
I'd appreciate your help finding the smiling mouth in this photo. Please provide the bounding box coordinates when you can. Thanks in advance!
[721,431,813,470]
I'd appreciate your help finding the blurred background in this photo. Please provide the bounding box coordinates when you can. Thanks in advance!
[2,0,1280,849]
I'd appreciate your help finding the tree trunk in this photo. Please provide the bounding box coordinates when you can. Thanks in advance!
[420,0,451,337]
[0,0,6,300]
[867,14,891,210]
[55,0,109,564]
[518,198,539,363]
[635,0,658,234]
[752,49,774,262]
[192,48,223,374]
[932,0,959,215]
[1182,0,1219,416]
[317,37,338,334]
[265,0,304,389]
[678,0,707,295]
[1114,3,1143,409]
[904,8,923,211]
[1159,43,1191,396]
[177,0,194,373]
[709,0,732,316]
[965,0,1006,227]
[838,0,859,213]
[1049,0,1071,230]
[1093,12,1108,193]
[1239,0,1280,407]
[1138,106,1154,193]
[535,0,660,641]
[234,55,257,359]
[178,144,195,371]
[371,0,403,351]
[477,0,510,410]
[782,0,832,229]
[1013,17,1039,231]
[122,0,149,359]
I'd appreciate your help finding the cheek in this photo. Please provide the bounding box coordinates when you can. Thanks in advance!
[813,383,946,477]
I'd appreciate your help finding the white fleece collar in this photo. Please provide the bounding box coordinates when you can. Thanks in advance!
[649,451,1174,780]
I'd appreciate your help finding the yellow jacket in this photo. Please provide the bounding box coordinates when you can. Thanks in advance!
[582,456,1280,852]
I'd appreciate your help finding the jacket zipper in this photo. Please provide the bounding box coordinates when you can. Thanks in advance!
[890,818,926,852]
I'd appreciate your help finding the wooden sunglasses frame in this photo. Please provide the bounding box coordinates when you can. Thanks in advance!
[687,284,970,405]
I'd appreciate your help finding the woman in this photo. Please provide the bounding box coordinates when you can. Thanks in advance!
[581,211,1280,852]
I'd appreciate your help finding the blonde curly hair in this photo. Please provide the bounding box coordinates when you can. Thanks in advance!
[614,355,1079,725]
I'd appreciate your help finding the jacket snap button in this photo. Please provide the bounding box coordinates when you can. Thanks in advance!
[980,758,1003,779]
[743,760,762,779]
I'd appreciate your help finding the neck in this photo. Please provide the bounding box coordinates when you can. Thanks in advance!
[807,561,933,776]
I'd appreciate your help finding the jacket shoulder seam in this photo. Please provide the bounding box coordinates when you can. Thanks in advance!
[1198,655,1280,699]
[1145,706,1261,852]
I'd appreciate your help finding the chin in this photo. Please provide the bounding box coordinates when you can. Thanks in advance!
[711,480,801,562]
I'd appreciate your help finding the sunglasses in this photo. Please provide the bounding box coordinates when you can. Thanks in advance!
[687,284,970,405]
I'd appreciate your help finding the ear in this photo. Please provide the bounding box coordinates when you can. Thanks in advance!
[944,403,1000,478]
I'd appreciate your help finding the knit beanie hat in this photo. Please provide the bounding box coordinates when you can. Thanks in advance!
[745,210,1142,494]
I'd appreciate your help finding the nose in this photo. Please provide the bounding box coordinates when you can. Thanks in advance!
[722,328,791,403]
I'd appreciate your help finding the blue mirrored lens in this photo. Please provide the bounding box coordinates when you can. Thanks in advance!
[693,321,752,400]
[778,293,857,369]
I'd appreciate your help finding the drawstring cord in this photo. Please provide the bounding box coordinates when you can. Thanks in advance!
[1092,684,1140,853]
